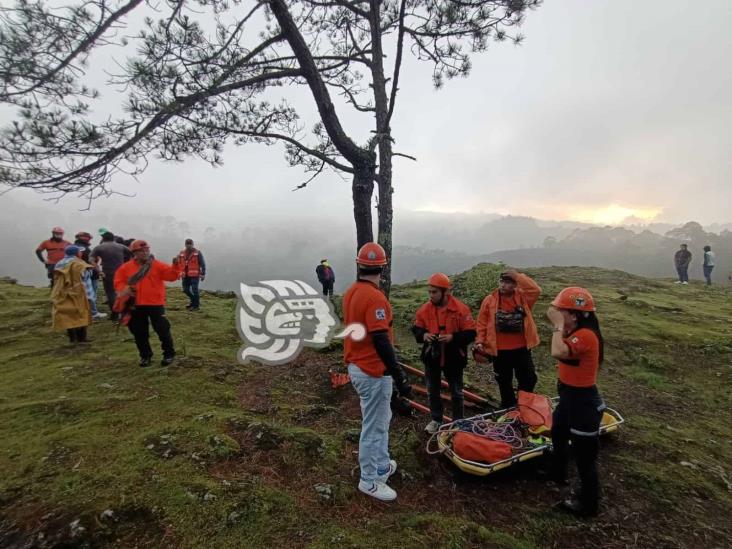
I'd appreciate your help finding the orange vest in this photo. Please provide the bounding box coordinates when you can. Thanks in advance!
[178,249,201,278]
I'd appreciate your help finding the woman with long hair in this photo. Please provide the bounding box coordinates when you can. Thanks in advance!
[546,287,605,517]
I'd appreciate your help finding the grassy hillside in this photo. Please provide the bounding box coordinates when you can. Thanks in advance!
[0,266,730,548]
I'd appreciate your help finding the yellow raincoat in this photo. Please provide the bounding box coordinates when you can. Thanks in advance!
[51,258,91,330]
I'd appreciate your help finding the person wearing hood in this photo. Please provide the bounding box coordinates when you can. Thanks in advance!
[475,270,542,409]
[36,227,71,287]
[316,259,336,298]
[51,245,94,343]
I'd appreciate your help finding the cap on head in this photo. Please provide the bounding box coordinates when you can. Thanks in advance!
[356,242,387,266]
[52,226,64,234]
[64,245,81,256]
[129,239,150,252]
[98,227,110,236]
[681,243,688,248]
[321,258,328,263]
[75,231,92,240]
[551,287,596,312]
[428,272,451,289]
[101,231,115,241]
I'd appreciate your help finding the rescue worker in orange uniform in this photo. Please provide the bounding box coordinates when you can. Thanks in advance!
[114,240,181,367]
[475,270,541,409]
[178,238,206,310]
[412,273,476,434]
[36,227,71,287]
[547,287,606,517]
[344,242,411,502]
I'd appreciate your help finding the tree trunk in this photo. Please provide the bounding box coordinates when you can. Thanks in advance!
[352,166,375,249]
[369,0,394,296]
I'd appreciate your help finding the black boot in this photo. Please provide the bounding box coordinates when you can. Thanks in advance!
[555,497,598,518]
[67,329,77,343]
[161,354,176,366]
[139,356,152,368]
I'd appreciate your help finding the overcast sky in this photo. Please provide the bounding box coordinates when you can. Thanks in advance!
[3,0,731,230]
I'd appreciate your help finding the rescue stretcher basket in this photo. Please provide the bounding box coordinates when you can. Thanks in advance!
[434,399,624,477]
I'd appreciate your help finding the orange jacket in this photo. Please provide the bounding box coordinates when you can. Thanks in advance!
[476,273,541,355]
[114,259,181,306]
[413,295,476,368]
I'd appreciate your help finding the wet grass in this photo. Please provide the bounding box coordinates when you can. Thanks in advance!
[1,265,731,547]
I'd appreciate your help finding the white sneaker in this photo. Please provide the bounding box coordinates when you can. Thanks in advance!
[92,312,108,319]
[682,281,688,285]
[675,281,682,284]
[376,460,397,483]
[358,480,397,502]
[425,420,441,434]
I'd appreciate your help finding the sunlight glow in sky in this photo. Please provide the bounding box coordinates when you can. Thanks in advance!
[568,204,662,226]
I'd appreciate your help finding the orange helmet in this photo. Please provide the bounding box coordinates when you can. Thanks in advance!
[551,287,596,312]
[428,272,451,289]
[356,242,387,266]
[52,226,64,234]
[129,239,150,252]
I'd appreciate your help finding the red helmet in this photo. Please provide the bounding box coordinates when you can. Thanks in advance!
[551,287,596,312]
[428,272,451,289]
[52,226,64,234]
[356,242,387,266]
[75,231,92,240]
[129,239,150,252]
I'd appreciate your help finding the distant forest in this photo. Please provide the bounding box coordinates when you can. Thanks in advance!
[2,195,728,291]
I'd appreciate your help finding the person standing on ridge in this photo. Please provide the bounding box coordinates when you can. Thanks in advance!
[546,287,607,518]
[51,245,93,343]
[674,243,692,285]
[412,273,476,434]
[316,259,336,298]
[702,245,716,286]
[90,231,130,319]
[475,270,541,409]
[74,231,106,319]
[344,242,411,502]
[36,227,70,287]
[114,239,181,367]
[178,239,207,311]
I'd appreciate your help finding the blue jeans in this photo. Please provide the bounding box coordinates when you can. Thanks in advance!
[182,277,200,308]
[703,265,713,285]
[348,363,393,483]
[89,278,99,315]
[676,265,689,282]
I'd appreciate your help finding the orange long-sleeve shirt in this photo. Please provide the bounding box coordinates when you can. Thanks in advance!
[114,259,181,306]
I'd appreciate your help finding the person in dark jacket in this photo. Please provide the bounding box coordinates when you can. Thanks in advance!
[674,243,692,284]
[316,259,335,298]
[411,273,476,434]
[178,238,207,310]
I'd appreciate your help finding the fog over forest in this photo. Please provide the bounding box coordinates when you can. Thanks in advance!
[4,195,729,293]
